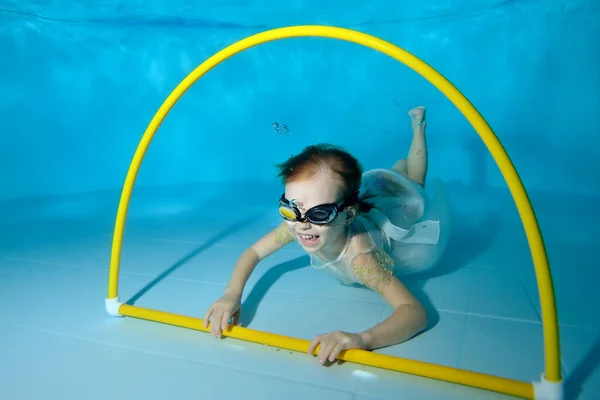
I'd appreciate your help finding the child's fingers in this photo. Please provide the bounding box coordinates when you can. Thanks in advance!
[221,311,232,331]
[307,335,322,355]
[328,343,345,362]
[232,311,240,326]
[318,340,336,364]
[210,310,223,337]
[202,306,214,328]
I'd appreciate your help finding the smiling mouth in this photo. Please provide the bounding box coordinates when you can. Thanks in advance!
[297,233,320,246]
[298,234,319,239]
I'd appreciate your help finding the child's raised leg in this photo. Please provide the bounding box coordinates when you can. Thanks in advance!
[391,106,428,186]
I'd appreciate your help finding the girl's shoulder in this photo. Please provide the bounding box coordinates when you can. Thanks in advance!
[345,216,382,260]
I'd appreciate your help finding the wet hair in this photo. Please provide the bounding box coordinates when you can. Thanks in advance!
[275,143,374,213]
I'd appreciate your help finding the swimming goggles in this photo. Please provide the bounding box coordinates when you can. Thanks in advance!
[278,191,358,225]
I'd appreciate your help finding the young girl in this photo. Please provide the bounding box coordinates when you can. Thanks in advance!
[203,106,450,364]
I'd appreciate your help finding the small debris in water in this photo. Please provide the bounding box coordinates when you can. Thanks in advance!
[272,122,290,134]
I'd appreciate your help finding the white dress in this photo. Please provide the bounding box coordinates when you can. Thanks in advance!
[310,168,451,287]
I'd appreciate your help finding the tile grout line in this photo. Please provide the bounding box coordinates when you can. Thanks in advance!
[351,303,391,398]
[439,308,542,325]
[1,256,388,306]
[511,253,571,375]
[508,256,574,376]
[125,234,304,253]
[1,320,359,397]
[0,263,78,298]
[2,255,597,330]
[508,256,543,323]
[455,267,476,381]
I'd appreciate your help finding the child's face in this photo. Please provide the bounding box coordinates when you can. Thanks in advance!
[283,171,353,254]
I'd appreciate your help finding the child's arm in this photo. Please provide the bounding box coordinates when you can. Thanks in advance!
[203,222,295,337]
[225,222,295,296]
[308,248,427,363]
[351,250,428,349]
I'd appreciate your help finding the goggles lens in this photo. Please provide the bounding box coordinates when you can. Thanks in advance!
[278,206,298,221]
[278,200,338,225]
[304,206,336,223]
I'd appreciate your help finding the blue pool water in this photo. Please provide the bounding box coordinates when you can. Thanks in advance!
[1,1,599,399]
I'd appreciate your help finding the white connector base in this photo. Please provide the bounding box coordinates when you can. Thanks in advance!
[105,297,124,317]
[533,373,564,399]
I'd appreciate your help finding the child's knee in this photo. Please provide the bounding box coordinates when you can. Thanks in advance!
[407,171,425,187]
[391,159,408,176]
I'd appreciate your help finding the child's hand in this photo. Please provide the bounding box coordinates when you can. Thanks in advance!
[307,331,367,364]
[203,292,242,338]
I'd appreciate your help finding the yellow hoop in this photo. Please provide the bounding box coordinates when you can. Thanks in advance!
[106,25,560,399]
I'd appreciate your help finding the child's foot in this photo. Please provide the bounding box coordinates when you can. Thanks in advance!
[408,106,426,129]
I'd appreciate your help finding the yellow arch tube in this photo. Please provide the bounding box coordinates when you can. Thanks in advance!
[106,25,561,398]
